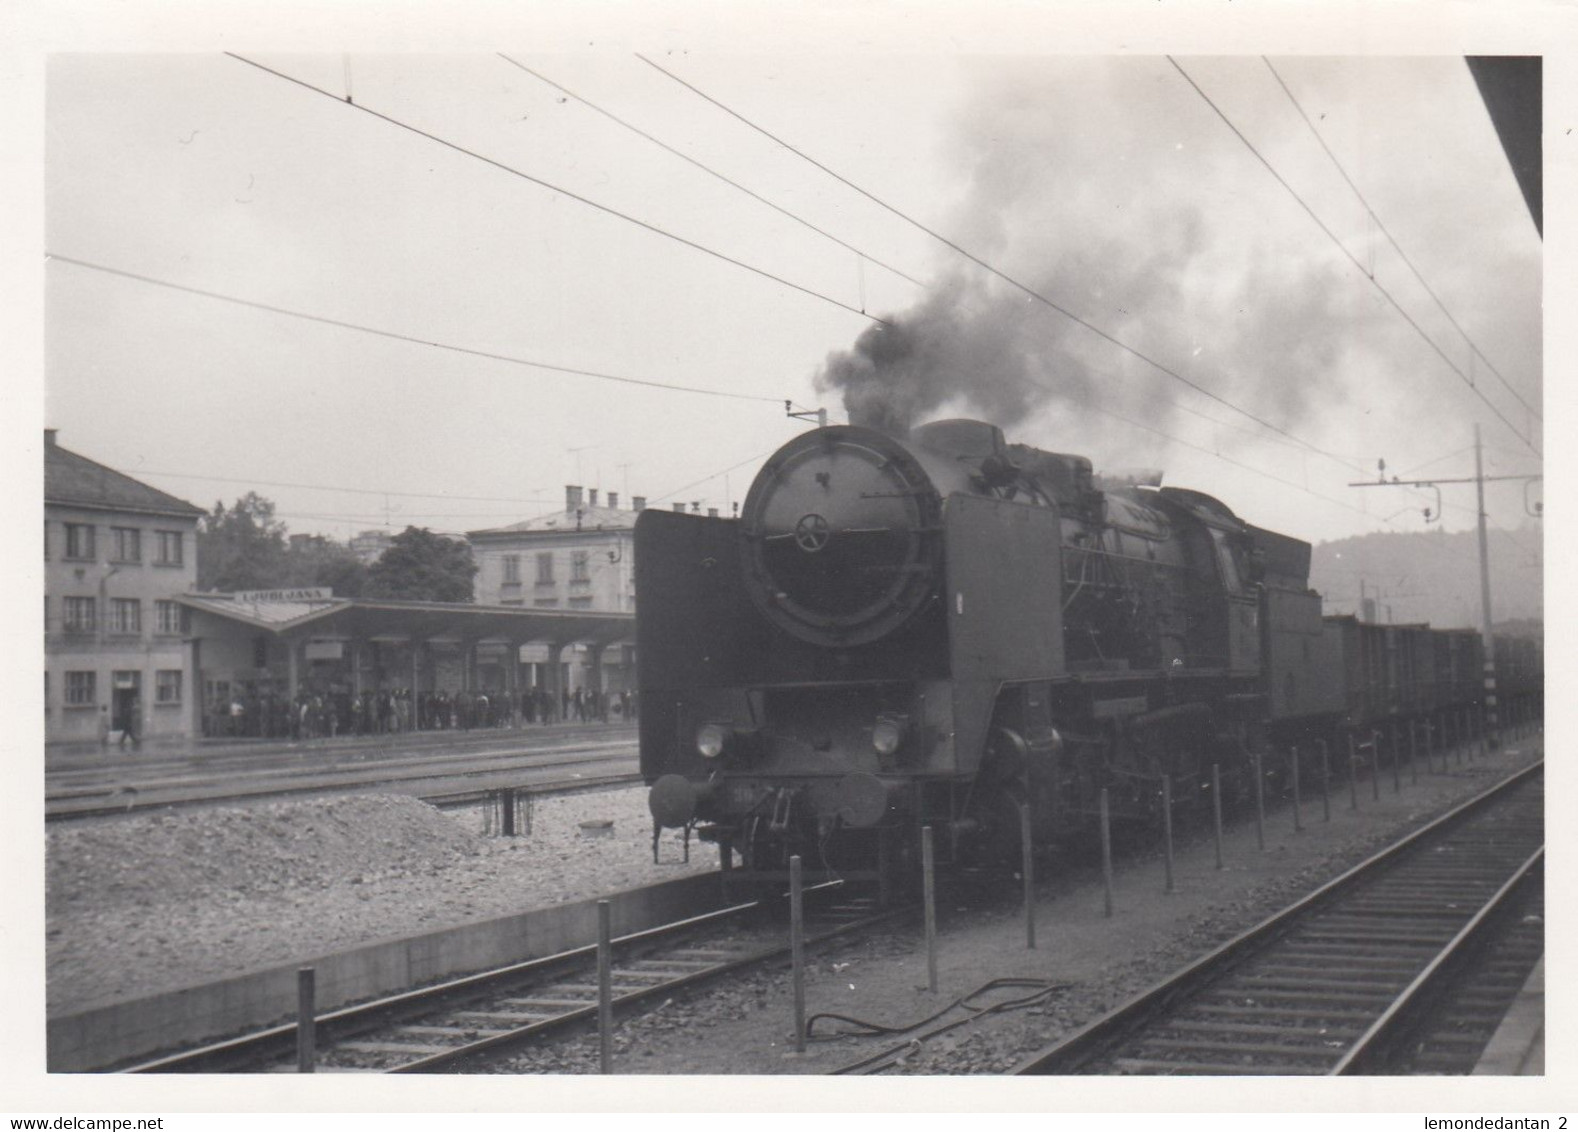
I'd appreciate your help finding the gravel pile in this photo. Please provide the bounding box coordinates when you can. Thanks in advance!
[46,788,710,1014]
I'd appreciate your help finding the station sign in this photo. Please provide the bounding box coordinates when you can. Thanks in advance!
[233,587,334,603]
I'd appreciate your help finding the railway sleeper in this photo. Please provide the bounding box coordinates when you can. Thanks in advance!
[1131,1037,1343,1062]
[1292,929,1458,947]
[1111,1057,1298,1076]
[334,1040,454,1057]
[492,997,603,1011]
[447,1009,564,1024]
[393,1024,515,1038]
[1232,974,1411,993]
[1202,988,1397,1006]
[624,959,729,972]
[1187,1003,1380,1022]
[1161,1020,1367,1040]
[1263,952,1434,971]
[1242,965,1416,985]
[1332,905,1498,919]
[1271,942,1440,959]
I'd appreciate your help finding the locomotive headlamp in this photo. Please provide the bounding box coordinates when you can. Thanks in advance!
[696,722,729,759]
[871,713,910,756]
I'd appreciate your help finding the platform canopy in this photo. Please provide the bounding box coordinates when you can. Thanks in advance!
[177,593,634,647]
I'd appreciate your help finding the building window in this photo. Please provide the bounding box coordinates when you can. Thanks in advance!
[63,596,95,633]
[154,530,184,566]
[503,554,521,583]
[569,595,594,609]
[155,600,187,635]
[533,598,560,608]
[110,526,142,563]
[64,523,96,561]
[109,598,141,634]
[571,551,590,583]
[536,552,554,584]
[156,669,183,704]
[65,670,96,706]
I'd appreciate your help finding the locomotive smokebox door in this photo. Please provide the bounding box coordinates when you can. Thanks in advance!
[943,494,1065,773]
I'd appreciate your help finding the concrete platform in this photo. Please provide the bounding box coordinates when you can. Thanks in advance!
[1474,955,1543,1075]
[47,869,723,1072]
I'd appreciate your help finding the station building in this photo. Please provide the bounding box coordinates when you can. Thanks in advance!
[467,485,648,697]
[44,429,204,744]
[177,590,633,736]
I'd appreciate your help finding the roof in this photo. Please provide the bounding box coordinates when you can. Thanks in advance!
[178,593,633,646]
[45,438,204,519]
[180,594,350,629]
[470,505,638,539]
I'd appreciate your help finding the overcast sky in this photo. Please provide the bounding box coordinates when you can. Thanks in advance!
[41,50,1545,552]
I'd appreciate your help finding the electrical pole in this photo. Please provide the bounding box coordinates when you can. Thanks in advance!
[1349,431,1542,753]
[1473,424,1499,749]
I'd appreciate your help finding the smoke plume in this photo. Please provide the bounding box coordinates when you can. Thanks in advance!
[813,57,1519,455]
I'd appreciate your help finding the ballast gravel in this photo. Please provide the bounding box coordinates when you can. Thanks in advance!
[46,788,708,1014]
[480,744,1542,1076]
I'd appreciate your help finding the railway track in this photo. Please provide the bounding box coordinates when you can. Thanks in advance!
[124,882,907,1074]
[46,743,638,821]
[1009,759,1543,1076]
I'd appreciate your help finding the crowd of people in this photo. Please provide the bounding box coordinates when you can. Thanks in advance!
[204,685,636,740]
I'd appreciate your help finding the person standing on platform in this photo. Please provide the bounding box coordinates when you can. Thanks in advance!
[118,693,141,751]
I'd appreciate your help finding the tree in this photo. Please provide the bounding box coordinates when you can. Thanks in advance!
[364,526,477,603]
[197,492,289,591]
[281,534,369,598]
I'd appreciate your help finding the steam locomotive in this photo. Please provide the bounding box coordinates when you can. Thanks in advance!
[636,418,1539,886]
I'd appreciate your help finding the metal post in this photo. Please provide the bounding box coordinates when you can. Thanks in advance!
[1409,720,1419,785]
[1100,787,1114,918]
[501,788,516,837]
[1371,731,1381,801]
[1161,775,1174,893]
[597,900,613,1074]
[790,854,806,1053]
[296,967,316,1074]
[1391,723,1401,794]
[1474,424,1500,751]
[1211,763,1223,869]
[922,826,938,993]
[1291,746,1302,832]
[1253,752,1265,850]
[1318,739,1331,823]
[1021,802,1036,947]
[1348,732,1360,811]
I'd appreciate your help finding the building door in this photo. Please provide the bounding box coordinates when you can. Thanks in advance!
[112,670,142,733]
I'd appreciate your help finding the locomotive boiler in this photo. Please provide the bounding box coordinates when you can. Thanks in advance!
[637,418,1328,885]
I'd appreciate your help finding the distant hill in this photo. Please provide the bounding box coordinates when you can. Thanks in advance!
[1309,525,1543,631]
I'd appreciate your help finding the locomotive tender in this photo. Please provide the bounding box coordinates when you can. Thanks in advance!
[637,418,1534,884]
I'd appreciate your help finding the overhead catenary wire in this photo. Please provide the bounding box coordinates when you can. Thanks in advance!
[1262,58,1540,423]
[225,52,887,329]
[636,53,1371,477]
[1166,56,1539,457]
[1078,394,1385,521]
[127,468,557,506]
[48,254,783,405]
[496,54,927,291]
